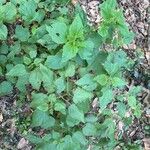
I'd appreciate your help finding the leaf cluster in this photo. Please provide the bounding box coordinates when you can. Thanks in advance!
[0,0,142,149]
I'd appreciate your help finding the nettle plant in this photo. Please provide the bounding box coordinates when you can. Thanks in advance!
[0,0,142,149]
[98,0,134,47]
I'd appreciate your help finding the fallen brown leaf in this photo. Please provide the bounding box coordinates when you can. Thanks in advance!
[143,138,150,150]
[17,138,29,149]
[92,98,98,109]
[0,113,3,122]
[71,0,78,5]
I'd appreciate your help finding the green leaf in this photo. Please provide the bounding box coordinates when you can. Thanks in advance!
[76,74,97,91]
[23,56,32,65]
[31,92,48,108]
[103,62,119,76]
[33,9,45,23]
[123,31,135,44]
[79,40,94,60]
[16,75,29,92]
[73,87,93,104]
[85,115,98,123]
[0,24,7,40]
[52,131,61,140]
[94,74,109,86]
[37,103,49,112]
[57,135,78,150]
[111,77,126,87]
[7,64,27,77]
[82,123,97,136]
[39,144,57,150]
[98,25,109,38]
[100,0,117,20]
[37,34,58,50]
[128,96,136,109]
[29,64,54,92]
[119,25,135,44]
[0,43,9,54]
[117,102,126,117]
[0,81,13,96]
[4,2,17,22]
[26,134,43,144]
[99,88,114,110]
[101,0,117,12]
[40,64,53,89]
[69,14,83,35]
[29,50,37,59]
[46,21,67,44]
[66,115,80,127]
[7,42,21,59]
[0,5,5,23]
[31,109,55,129]
[48,94,57,103]
[0,55,7,65]
[128,86,142,96]
[45,54,66,70]
[61,14,84,63]
[19,0,37,23]
[15,25,30,42]
[55,76,66,94]
[54,101,66,115]
[62,43,78,63]
[0,0,5,5]
[77,100,90,113]
[72,131,87,146]
[134,104,142,118]
[103,50,127,75]
[68,104,84,123]
[102,118,116,139]
[87,51,107,74]
[65,62,75,77]
[29,68,42,90]
[0,67,2,75]
[42,134,52,142]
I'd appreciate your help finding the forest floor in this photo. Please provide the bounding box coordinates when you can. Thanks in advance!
[0,0,149,150]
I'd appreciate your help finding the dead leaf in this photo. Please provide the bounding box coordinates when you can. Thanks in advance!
[0,113,3,122]
[143,138,150,150]
[118,121,124,132]
[92,98,98,108]
[10,119,16,137]
[17,138,29,149]
[71,0,78,5]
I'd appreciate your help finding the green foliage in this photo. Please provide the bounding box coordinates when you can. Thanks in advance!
[15,25,30,42]
[31,109,55,129]
[0,24,7,40]
[98,0,134,46]
[73,87,93,104]
[29,64,53,91]
[76,74,97,91]
[82,123,97,136]
[46,21,67,44]
[7,64,27,76]
[0,81,13,96]
[0,0,142,149]
[68,104,85,123]
[0,2,17,23]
